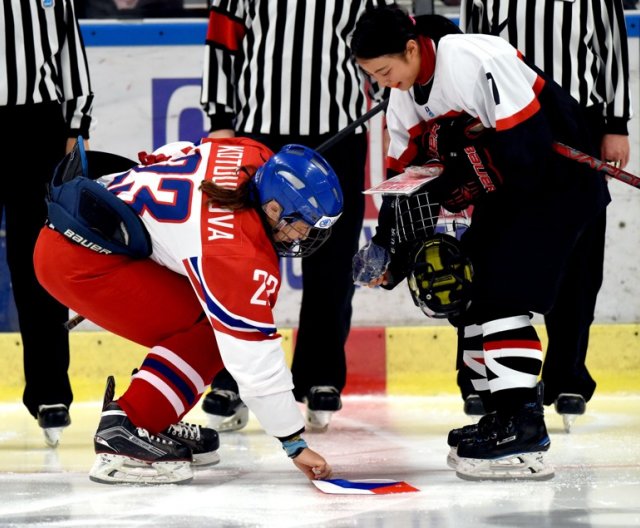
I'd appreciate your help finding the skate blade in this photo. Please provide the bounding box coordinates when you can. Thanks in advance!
[89,454,193,485]
[456,451,555,481]
[446,447,459,469]
[561,414,579,433]
[43,427,65,448]
[305,410,334,432]
[205,405,249,432]
[193,451,221,467]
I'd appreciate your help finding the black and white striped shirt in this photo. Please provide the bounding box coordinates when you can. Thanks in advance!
[0,0,93,136]
[201,0,392,137]
[460,0,632,134]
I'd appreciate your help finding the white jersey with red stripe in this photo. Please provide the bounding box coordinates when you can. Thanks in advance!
[98,137,305,438]
[386,33,544,172]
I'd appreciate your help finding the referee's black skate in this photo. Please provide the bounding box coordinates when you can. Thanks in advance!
[455,402,553,481]
[304,386,342,432]
[201,388,249,432]
[37,404,71,448]
[554,393,586,433]
[463,394,486,419]
[89,376,193,485]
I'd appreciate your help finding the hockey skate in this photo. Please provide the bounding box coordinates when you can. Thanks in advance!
[163,421,220,467]
[554,393,586,433]
[455,403,554,481]
[89,376,193,485]
[37,404,71,448]
[304,386,342,432]
[446,412,497,469]
[127,421,221,469]
[201,388,249,432]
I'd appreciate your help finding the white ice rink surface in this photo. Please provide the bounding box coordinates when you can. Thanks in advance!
[1,394,639,528]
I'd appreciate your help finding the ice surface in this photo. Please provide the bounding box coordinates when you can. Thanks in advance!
[1,395,639,527]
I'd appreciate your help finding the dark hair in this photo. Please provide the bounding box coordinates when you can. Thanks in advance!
[350,4,416,59]
[351,5,463,59]
[199,165,257,210]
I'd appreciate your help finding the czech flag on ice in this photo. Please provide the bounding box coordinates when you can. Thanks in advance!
[312,478,419,495]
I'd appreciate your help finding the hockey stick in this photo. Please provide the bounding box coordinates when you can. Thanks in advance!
[315,98,389,153]
[552,142,640,189]
[64,313,85,330]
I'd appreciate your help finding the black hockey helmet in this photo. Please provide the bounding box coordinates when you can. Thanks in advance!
[407,233,473,318]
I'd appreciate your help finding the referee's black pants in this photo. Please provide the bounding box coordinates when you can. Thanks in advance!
[211,132,367,400]
[541,107,606,405]
[0,102,73,418]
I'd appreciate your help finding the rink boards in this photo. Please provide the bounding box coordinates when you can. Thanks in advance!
[0,324,638,401]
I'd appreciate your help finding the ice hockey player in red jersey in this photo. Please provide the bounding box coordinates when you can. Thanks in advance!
[34,137,342,484]
[350,5,610,480]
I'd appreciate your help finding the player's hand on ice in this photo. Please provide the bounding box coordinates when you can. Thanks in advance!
[292,448,333,480]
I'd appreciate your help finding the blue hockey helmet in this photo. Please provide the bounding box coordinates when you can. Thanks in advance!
[254,144,343,257]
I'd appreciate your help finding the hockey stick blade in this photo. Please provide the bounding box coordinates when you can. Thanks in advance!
[552,142,640,189]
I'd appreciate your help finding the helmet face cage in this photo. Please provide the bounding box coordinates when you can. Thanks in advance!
[394,188,471,246]
[394,189,441,246]
[271,222,333,257]
[407,234,473,318]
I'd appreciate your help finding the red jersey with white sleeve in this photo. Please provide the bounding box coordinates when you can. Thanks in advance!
[386,33,545,172]
[98,137,305,438]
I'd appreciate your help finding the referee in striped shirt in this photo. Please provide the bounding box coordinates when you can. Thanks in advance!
[200,0,392,430]
[459,0,631,422]
[1,0,93,445]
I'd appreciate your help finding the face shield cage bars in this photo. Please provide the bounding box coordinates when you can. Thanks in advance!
[272,224,333,258]
[393,188,471,246]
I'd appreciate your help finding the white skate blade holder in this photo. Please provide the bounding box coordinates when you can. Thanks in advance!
[43,427,65,448]
[562,414,579,433]
[312,478,419,495]
[89,454,194,485]
[306,409,334,432]
[126,451,220,469]
[205,404,249,432]
[455,451,555,481]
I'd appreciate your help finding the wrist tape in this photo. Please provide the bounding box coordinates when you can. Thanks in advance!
[281,435,308,458]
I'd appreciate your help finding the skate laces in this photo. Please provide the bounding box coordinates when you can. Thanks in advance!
[136,427,174,445]
[167,421,201,441]
[477,413,498,435]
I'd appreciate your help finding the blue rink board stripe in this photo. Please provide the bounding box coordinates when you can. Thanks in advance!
[79,14,639,46]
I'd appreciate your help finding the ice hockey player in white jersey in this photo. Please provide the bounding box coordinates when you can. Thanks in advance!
[351,5,610,480]
[34,137,343,484]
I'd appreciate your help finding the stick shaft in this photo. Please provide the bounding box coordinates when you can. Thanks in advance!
[315,98,389,154]
[552,142,640,189]
[64,314,85,331]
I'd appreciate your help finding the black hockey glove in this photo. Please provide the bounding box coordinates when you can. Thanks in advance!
[421,116,503,212]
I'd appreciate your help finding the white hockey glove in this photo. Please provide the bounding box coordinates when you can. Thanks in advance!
[352,241,391,286]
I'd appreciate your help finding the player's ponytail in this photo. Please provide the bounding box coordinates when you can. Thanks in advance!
[199,165,256,210]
